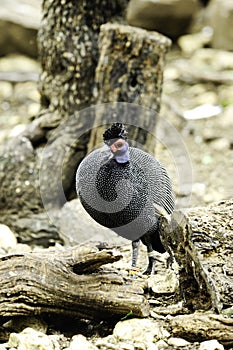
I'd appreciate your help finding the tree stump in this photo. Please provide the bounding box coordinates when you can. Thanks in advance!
[0,245,149,320]
[160,199,233,313]
[88,23,171,153]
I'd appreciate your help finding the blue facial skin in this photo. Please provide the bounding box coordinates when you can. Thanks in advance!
[110,141,129,163]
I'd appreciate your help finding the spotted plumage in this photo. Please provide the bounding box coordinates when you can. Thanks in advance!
[76,123,175,274]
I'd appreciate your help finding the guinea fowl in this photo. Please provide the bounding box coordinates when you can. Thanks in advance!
[76,123,175,274]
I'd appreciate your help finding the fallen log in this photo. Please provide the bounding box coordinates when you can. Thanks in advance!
[0,245,149,320]
[170,312,233,346]
[160,199,233,314]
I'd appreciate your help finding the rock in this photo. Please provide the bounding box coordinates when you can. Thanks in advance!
[68,334,98,350]
[156,339,169,349]
[0,345,7,350]
[8,327,56,350]
[3,316,48,334]
[95,336,136,350]
[0,224,17,251]
[168,337,190,347]
[119,343,135,350]
[205,0,233,50]
[210,138,230,151]
[127,0,201,38]
[178,30,213,54]
[0,54,41,73]
[113,318,170,345]
[0,0,42,57]
[0,136,42,215]
[0,82,12,99]
[8,243,32,254]
[58,199,127,245]
[216,106,233,140]
[148,270,179,294]
[199,339,224,350]
[10,211,61,246]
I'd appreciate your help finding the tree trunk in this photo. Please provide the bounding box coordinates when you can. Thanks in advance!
[160,199,233,314]
[38,0,129,114]
[0,245,149,320]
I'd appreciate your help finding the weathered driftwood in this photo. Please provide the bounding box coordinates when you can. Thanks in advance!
[88,23,171,153]
[0,245,149,320]
[170,312,233,346]
[160,199,233,314]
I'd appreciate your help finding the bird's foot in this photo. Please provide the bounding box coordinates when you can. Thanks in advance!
[129,266,141,278]
[142,254,156,275]
[142,265,155,275]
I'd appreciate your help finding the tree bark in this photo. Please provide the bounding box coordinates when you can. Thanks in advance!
[0,245,149,320]
[160,199,233,314]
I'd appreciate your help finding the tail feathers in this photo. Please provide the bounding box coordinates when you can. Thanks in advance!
[153,203,171,222]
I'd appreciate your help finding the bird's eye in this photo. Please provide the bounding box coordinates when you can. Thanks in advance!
[116,142,123,148]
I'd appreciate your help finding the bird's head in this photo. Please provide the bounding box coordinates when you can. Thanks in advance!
[103,123,129,163]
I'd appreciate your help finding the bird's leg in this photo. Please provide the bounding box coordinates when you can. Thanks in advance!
[143,248,157,275]
[130,239,140,276]
[141,235,159,275]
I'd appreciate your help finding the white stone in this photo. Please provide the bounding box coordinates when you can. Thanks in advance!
[113,318,170,345]
[168,337,190,347]
[8,327,55,350]
[68,334,98,350]
[0,344,8,350]
[119,342,135,350]
[148,270,179,294]
[199,339,224,350]
[147,343,159,350]
[178,31,213,54]
[211,138,230,151]
[156,339,169,349]
[0,224,17,251]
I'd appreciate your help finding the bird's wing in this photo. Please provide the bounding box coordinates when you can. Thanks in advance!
[129,147,175,214]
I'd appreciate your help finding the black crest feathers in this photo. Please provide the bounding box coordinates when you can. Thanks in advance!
[103,123,127,145]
